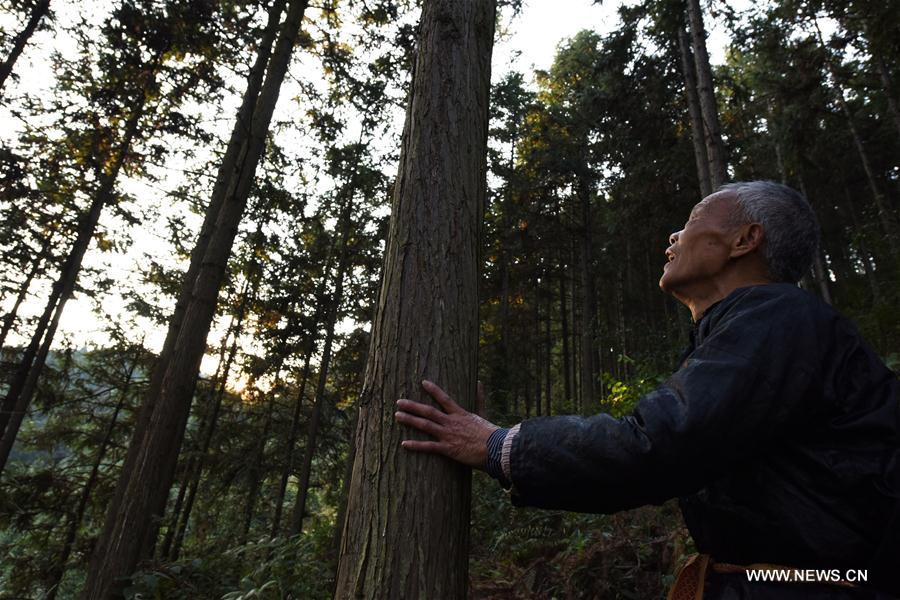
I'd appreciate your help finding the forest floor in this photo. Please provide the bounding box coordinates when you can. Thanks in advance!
[468,475,692,600]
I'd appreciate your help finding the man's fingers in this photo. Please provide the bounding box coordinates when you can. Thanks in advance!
[396,398,448,423]
[422,379,462,413]
[400,439,447,454]
[394,410,444,437]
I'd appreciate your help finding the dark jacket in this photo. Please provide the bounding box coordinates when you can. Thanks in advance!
[507,284,900,597]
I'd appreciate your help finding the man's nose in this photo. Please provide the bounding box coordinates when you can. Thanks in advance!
[669,230,681,245]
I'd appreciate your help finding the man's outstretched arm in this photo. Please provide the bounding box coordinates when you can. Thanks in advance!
[394,288,819,514]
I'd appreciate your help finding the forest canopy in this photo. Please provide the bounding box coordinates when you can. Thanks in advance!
[0,0,898,597]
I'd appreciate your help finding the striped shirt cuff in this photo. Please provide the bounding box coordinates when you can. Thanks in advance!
[501,423,520,487]
[485,428,509,486]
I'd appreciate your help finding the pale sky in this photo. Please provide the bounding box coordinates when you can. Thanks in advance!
[1,0,739,381]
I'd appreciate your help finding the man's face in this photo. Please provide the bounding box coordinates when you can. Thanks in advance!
[659,191,742,295]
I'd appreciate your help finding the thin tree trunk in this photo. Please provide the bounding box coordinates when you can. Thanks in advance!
[289,233,350,535]
[0,92,145,474]
[685,0,728,188]
[534,289,542,417]
[497,239,511,417]
[83,1,308,596]
[570,240,580,413]
[270,344,314,535]
[677,21,712,196]
[0,280,60,437]
[168,279,252,560]
[0,0,51,97]
[543,289,551,416]
[91,0,288,573]
[241,392,277,542]
[578,179,597,414]
[874,52,900,141]
[45,348,139,600]
[0,233,52,351]
[796,176,833,304]
[558,272,571,408]
[812,20,896,246]
[270,238,337,537]
[334,1,495,596]
[159,291,238,559]
[842,184,881,302]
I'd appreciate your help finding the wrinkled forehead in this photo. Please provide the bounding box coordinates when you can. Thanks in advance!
[690,190,737,218]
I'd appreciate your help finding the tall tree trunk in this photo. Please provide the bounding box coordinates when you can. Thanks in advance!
[796,176,833,305]
[45,349,140,600]
[834,85,894,242]
[578,178,597,414]
[334,1,495,597]
[289,232,350,535]
[0,233,52,352]
[0,0,51,97]
[497,237,511,417]
[83,1,309,596]
[270,343,314,535]
[543,289,551,416]
[0,275,60,437]
[812,20,896,247]
[159,281,240,559]
[168,277,254,560]
[559,271,571,407]
[330,410,357,561]
[241,391,277,542]
[0,92,146,474]
[870,45,900,140]
[842,185,881,302]
[677,20,712,196]
[685,0,728,188]
[90,0,288,574]
[570,239,580,413]
[270,237,337,537]
[534,288,542,417]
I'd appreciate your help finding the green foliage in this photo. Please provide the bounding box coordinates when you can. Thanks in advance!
[469,471,692,599]
[2,0,899,597]
[125,534,332,600]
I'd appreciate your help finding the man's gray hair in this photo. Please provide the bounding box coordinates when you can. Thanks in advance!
[718,181,821,284]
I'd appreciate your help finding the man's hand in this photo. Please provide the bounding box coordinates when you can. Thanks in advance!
[395,379,498,470]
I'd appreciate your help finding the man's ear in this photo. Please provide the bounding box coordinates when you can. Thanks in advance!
[731,222,764,258]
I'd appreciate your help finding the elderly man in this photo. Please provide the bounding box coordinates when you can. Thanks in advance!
[394,181,899,598]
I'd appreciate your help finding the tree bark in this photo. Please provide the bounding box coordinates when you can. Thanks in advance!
[0,0,51,97]
[677,21,712,196]
[685,0,728,188]
[168,277,254,560]
[159,279,240,559]
[333,1,495,597]
[91,0,288,569]
[83,0,308,596]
